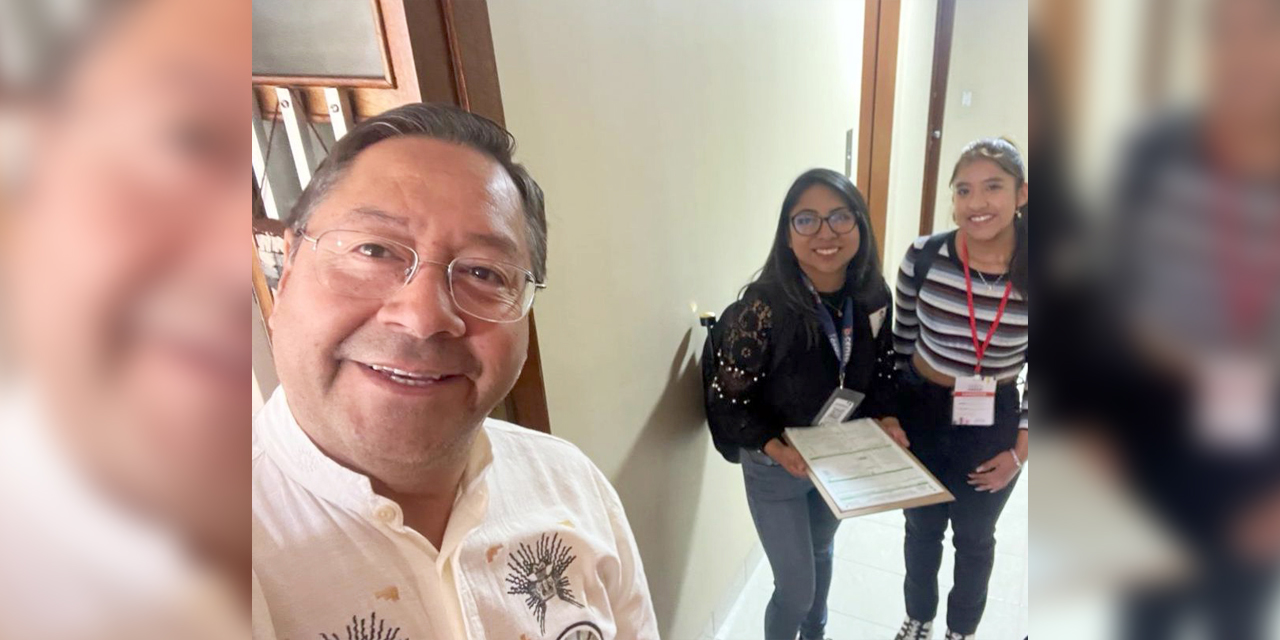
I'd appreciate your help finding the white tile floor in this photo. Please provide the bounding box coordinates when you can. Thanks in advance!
[712,467,1029,640]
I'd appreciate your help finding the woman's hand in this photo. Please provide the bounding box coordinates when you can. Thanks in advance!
[762,438,809,479]
[968,450,1021,493]
[878,417,910,448]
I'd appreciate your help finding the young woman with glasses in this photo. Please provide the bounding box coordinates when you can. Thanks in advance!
[891,138,1029,640]
[705,169,903,640]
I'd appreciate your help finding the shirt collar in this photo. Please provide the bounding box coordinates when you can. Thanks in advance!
[256,386,378,515]
[458,421,494,500]
[256,386,496,531]
[439,423,494,560]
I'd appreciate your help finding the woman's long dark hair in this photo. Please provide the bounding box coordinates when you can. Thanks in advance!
[949,138,1029,298]
[1011,214,1029,298]
[747,168,887,345]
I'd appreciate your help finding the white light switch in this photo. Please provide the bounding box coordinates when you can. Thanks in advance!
[962,91,973,107]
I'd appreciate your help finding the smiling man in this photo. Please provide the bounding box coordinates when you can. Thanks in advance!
[252,103,657,640]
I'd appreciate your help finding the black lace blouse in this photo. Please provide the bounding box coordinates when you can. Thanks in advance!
[705,279,898,451]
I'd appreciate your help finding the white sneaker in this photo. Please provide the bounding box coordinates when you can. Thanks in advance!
[943,631,975,640]
[893,617,933,640]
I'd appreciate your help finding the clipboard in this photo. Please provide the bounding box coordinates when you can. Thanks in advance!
[785,418,954,519]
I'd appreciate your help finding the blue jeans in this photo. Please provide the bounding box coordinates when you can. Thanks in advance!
[742,448,842,640]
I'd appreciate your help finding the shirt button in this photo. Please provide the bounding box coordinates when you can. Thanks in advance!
[375,505,398,523]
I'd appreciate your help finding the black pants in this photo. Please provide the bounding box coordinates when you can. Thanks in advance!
[899,370,1022,635]
[1122,550,1277,640]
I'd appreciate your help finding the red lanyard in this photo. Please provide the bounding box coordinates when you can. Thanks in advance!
[1214,181,1280,343]
[958,234,1014,374]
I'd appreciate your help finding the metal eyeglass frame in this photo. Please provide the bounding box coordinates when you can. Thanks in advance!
[298,228,547,323]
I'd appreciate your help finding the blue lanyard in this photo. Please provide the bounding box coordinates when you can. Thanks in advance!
[804,278,855,388]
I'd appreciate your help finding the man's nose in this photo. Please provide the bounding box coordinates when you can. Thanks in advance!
[375,265,467,339]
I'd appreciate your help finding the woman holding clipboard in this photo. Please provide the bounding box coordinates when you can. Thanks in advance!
[705,169,903,640]
[890,138,1029,640]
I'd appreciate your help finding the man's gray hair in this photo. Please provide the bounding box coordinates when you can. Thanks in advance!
[286,102,548,282]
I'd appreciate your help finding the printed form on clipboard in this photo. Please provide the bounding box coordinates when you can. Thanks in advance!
[785,419,954,519]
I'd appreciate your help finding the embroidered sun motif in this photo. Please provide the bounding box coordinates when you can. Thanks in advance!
[320,611,406,640]
[505,533,584,634]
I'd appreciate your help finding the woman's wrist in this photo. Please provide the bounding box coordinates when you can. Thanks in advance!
[1013,432,1029,463]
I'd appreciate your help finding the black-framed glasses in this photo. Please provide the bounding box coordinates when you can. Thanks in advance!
[790,210,857,236]
[298,228,546,323]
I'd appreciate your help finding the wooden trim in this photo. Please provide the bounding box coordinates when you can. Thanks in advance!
[856,0,880,195]
[251,75,394,89]
[401,0,462,105]
[444,0,506,122]
[506,312,551,434]
[254,84,405,124]
[1036,0,1085,140]
[917,0,956,236]
[857,0,901,259]
[375,0,425,107]
[256,86,354,123]
[369,0,398,88]
[438,0,470,111]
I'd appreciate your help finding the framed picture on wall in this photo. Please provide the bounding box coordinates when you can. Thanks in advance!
[252,0,395,87]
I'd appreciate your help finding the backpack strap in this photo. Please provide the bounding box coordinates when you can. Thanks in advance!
[701,304,742,464]
[911,232,952,296]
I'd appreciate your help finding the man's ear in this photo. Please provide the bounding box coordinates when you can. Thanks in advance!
[270,228,298,311]
[265,230,299,335]
[277,228,298,292]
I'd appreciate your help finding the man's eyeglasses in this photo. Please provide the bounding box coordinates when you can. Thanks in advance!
[790,211,857,236]
[298,228,546,323]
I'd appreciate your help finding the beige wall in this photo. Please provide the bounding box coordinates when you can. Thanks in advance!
[882,0,939,282]
[487,1,864,637]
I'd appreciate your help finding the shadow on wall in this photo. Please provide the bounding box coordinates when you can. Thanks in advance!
[613,328,713,635]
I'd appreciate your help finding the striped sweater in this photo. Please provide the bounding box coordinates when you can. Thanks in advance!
[893,232,1029,428]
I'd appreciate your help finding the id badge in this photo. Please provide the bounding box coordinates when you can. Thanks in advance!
[1194,355,1275,452]
[814,388,865,426]
[952,375,997,426]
